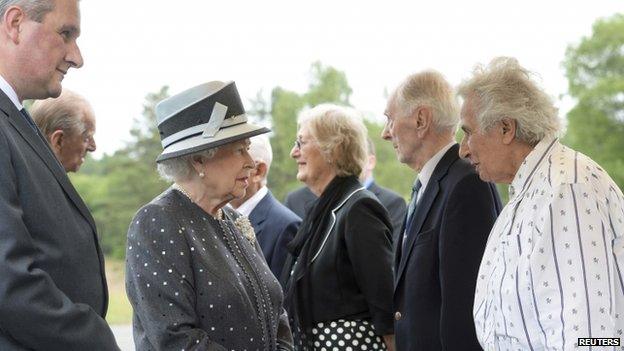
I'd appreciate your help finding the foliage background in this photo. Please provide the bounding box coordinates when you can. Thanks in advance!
[68,14,623,262]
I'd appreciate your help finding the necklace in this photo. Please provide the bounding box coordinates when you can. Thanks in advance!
[173,184,223,220]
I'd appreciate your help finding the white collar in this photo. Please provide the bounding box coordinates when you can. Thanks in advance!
[0,74,23,110]
[236,186,269,217]
[417,142,455,193]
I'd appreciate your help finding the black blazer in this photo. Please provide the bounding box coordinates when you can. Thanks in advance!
[250,190,301,279]
[368,182,406,242]
[287,181,395,334]
[0,91,118,349]
[394,144,502,351]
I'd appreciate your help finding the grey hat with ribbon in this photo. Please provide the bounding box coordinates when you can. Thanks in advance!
[155,81,270,162]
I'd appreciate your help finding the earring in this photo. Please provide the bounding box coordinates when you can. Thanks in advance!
[199,172,205,178]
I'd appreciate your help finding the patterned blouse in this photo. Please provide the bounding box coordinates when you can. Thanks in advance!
[126,188,293,351]
[474,137,624,350]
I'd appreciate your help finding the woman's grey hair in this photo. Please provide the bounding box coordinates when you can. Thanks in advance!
[0,0,55,22]
[392,70,459,133]
[457,57,561,145]
[157,147,219,182]
[30,89,92,142]
[297,104,368,177]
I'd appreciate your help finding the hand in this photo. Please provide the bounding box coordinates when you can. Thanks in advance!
[383,334,395,351]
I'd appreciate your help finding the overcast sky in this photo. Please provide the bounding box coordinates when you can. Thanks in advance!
[61,0,623,157]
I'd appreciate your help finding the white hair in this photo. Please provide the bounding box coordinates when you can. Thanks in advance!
[457,57,561,145]
[156,147,219,182]
[248,134,273,185]
[392,70,459,133]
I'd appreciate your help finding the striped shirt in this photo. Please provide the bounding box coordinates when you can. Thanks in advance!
[474,137,624,350]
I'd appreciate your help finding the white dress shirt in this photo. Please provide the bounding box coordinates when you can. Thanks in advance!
[0,74,23,110]
[416,141,455,204]
[235,186,268,217]
[474,137,624,350]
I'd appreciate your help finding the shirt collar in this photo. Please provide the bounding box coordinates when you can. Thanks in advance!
[235,186,269,217]
[418,141,455,191]
[0,74,23,110]
[509,136,559,200]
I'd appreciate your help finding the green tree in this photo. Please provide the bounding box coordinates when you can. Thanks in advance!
[563,13,624,189]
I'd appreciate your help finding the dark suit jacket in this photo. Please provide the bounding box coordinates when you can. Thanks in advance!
[286,181,395,335]
[0,91,118,350]
[368,182,406,242]
[249,190,301,279]
[394,144,502,351]
[283,186,316,219]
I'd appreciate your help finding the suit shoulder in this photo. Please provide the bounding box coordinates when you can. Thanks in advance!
[270,197,302,223]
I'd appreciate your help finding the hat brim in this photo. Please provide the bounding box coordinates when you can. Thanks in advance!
[156,122,270,162]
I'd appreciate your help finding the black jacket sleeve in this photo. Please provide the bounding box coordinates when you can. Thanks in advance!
[343,197,395,335]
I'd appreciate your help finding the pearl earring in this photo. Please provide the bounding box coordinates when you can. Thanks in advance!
[199,172,205,178]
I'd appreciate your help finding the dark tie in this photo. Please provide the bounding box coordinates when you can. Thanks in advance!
[20,108,39,132]
[402,179,422,250]
[406,179,422,221]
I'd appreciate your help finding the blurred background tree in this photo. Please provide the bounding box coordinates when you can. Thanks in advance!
[562,13,624,189]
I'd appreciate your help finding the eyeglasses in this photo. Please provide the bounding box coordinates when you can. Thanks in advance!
[294,137,316,150]
[293,138,305,150]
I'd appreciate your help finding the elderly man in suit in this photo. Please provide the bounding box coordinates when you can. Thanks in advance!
[285,139,406,238]
[31,89,97,172]
[230,134,301,279]
[0,0,119,350]
[382,70,501,350]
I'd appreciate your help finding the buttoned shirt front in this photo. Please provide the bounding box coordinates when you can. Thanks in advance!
[474,137,624,350]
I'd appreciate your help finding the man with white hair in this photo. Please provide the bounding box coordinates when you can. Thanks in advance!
[230,134,301,279]
[383,70,501,350]
[460,57,624,350]
[31,88,97,172]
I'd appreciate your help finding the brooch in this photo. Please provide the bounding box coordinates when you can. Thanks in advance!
[234,215,256,244]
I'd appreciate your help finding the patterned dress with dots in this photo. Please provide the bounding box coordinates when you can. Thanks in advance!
[126,188,293,350]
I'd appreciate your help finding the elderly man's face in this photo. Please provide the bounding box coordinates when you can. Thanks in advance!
[459,96,508,183]
[58,112,96,172]
[15,0,83,100]
[382,97,423,170]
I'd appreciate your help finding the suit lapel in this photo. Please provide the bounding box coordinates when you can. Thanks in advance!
[0,95,97,232]
[248,191,276,240]
[394,144,460,287]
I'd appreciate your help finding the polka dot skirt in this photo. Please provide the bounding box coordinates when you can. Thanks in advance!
[294,319,387,350]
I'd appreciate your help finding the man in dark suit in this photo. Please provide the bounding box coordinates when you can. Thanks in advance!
[0,1,119,349]
[382,70,501,350]
[284,139,406,241]
[230,135,301,279]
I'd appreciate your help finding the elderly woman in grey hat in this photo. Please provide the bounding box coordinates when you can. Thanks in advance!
[125,81,293,351]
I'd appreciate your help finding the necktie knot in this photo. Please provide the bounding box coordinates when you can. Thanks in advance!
[411,180,422,198]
